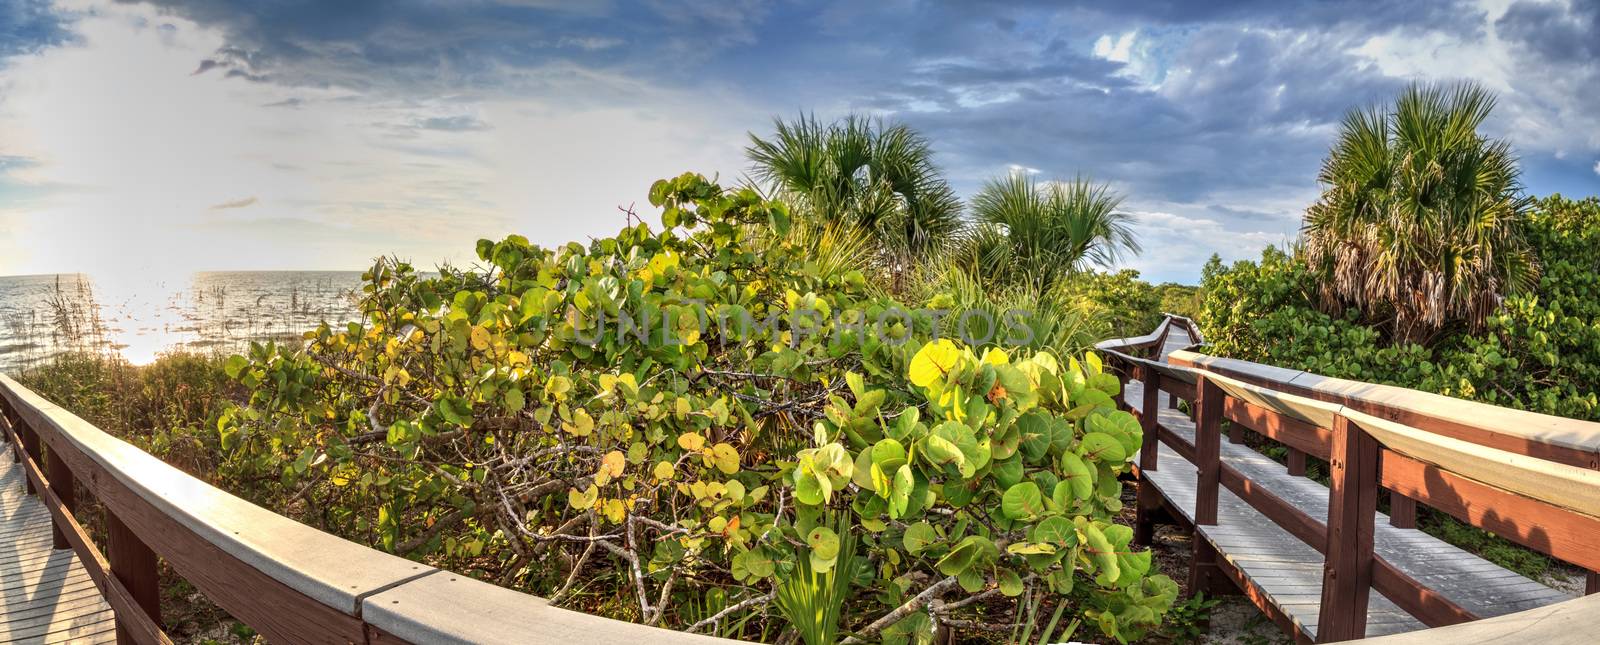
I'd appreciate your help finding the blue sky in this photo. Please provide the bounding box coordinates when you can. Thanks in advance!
[0,0,1596,283]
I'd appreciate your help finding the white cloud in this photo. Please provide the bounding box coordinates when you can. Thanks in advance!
[1593,161,1600,177]
[1092,31,1136,63]
[0,2,766,277]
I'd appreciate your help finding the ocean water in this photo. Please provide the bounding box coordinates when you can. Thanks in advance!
[0,271,367,372]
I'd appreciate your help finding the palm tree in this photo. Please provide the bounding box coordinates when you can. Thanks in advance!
[961,172,1141,292]
[746,114,963,286]
[1303,81,1538,345]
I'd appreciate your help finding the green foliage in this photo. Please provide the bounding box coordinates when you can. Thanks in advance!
[17,351,241,480]
[773,514,858,645]
[1201,194,1600,421]
[746,114,963,279]
[1303,81,1537,344]
[1158,591,1222,642]
[216,173,1172,641]
[961,173,1140,292]
[1200,194,1600,578]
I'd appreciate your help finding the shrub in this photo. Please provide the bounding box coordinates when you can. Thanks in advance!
[1302,81,1538,345]
[1199,195,1600,421]
[218,173,1174,643]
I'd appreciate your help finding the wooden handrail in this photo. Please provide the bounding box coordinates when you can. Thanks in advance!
[1100,315,1600,641]
[0,373,738,645]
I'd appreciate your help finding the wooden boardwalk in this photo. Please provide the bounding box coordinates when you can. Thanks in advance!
[0,445,115,644]
[1130,327,1574,641]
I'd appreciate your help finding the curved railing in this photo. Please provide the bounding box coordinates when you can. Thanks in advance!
[1098,315,1600,642]
[0,373,736,645]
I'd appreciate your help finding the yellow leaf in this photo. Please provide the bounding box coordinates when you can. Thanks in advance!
[567,485,597,510]
[982,347,1010,366]
[563,409,594,436]
[653,461,676,481]
[709,443,741,475]
[602,499,626,523]
[677,432,706,451]
[596,450,626,485]
[470,325,490,351]
[909,339,964,388]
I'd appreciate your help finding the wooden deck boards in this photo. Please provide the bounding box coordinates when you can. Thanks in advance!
[0,444,115,645]
[1128,328,1575,641]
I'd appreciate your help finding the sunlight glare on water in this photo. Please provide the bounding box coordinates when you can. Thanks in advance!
[0,271,367,372]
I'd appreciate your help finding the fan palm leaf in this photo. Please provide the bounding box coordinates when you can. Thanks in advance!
[1303,81,1536,344]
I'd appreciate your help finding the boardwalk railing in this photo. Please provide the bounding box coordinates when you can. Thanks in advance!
[0,373,734,645]
[1099,316,1600,642]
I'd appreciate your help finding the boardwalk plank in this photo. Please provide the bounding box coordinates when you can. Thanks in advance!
[0,441,114,645]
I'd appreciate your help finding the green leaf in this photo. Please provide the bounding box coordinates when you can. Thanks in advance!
[807,526,840,561]
[1084,523,1120,585]
[1032,516,1076,548]
[1059,452,1095,501]
[902,522,937,556]
[223,355,248,379]
[871,438,908,470]
[1001,482,1044,520]
[1078,432,1127,464]
[997,568,1024,597]
[889,464,914,518]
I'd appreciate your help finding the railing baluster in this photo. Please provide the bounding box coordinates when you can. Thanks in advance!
[109,512,162,644]
[1286,447,1307,476]
[1318,413,1378,642]
[1389,491,1417,529]
[19,416,40,495]
[1193,374,1222,526]
[46,446,77,549]
[1187,374,1233,597]
[1134,365,1163,546]
[1137,366,1161,473]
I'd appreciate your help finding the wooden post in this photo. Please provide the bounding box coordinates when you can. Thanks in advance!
[1586,571,1598,596]
[1287,447,1307,476]
[1134,365,1163,546]
[1389,491,1417,529]
[1317,414,1378,642]
[1138,366,1161,473]
[1227,420,1243,445]
[1115,365,1131,412]
[19,417,40,495]
[46,446,76,550]
[109,512,162,643]
[1187,537,1239,598]
[1193,374,1223,526]
[2,407,17,463]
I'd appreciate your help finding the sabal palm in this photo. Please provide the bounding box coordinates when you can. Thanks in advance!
[1303,81,1537,344]
[964,172,1141,291]
[746,114,963,265]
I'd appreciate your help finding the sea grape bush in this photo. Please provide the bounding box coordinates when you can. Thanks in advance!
[1198,195,1600,422]
[218,173,1174,642]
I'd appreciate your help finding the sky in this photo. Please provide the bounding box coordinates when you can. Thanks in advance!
[0,0,1596,284]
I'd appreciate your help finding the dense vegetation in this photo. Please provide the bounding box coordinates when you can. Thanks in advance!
[1302,81,1538,346]
[193,174,1176,643]
[1201,193,1600,421]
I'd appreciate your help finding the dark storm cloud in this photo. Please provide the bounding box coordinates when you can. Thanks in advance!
[1496,0,1600,61]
